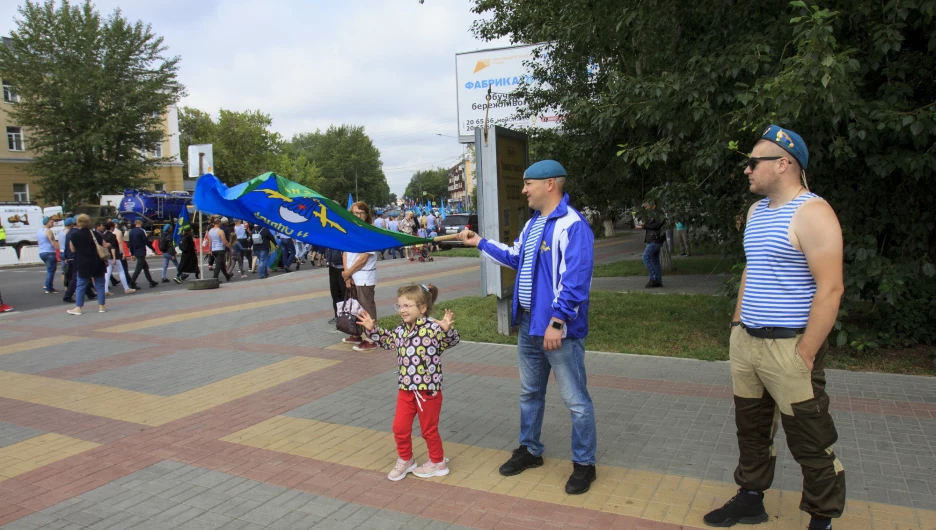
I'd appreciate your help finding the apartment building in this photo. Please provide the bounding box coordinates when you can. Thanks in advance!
[0,77,184,206]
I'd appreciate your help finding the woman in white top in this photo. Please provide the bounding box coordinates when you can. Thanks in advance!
[342,201,379,351]
[209,218,233,281]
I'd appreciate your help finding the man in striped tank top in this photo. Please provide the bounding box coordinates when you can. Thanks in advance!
[704,126,845,530]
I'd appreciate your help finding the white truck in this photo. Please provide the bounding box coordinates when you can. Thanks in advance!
[0,203,65,255]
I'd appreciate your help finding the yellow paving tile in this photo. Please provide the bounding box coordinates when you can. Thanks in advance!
[0,434,99,482]
[0,336,84,356]
[0,356,338,426]
[99,266,480,333]
[221,415,936,529]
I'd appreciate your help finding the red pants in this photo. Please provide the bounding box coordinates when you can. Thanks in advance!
[393,389,444,463]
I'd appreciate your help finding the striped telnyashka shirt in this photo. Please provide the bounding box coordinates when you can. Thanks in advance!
[741,192,819,329]
[517,216,547,309]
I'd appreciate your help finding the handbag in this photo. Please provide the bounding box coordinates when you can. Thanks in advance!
[91,231,110,261]
[335,286,363,337]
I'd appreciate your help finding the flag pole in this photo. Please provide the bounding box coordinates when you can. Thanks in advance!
[198,210,204,278]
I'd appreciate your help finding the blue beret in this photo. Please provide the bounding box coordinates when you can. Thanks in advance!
[524,160,568,180]
[64,217,75,226]
[42,216,51,224]
[761,124,808,169]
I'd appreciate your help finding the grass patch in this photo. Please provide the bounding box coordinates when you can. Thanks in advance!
[433,247,480,258]
[379,291,733,360]
[593,256,737,277]
[375,293,936,375]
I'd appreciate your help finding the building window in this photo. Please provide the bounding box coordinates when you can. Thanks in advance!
[154,183,165,192]
[13,183,29,202]
[7,127,24,151]
[2,82,18,103]
[150,142,162,158]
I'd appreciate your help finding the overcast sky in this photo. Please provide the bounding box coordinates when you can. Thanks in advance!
[1,0,511,197]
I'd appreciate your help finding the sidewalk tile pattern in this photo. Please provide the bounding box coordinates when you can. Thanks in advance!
[0,252,934,530]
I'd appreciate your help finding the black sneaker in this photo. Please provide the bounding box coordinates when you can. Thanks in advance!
[808,516,832,530]
[703,489,768,527]
[62,298,75,304]
[565,463,596,495]
[149,282,159,288]
[498,446,544,476]
[161,278,170,283]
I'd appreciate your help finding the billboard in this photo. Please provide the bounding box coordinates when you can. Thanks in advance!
[187,144,214,178]
[455,43,560,143]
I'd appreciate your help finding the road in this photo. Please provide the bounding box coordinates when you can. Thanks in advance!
[0,232,642,313]
[0,254,319,312]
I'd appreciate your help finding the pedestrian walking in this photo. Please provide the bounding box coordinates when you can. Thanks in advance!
[66,214,107,315]
[174,226,199,283]
[158,224,179,283]
[208,218,233,282]
[103,222,135,295]
[37,216,59,293]
[641,204,666,288]
[254,225,277,279]
[128,220,158,288]
[676,221,691,256]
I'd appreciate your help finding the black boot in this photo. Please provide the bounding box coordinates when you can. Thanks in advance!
[565,463,596,495]
[703,489,768,527]
[808,516,832,530]
[498,445,544,476]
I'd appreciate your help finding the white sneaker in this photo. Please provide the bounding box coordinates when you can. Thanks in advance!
[412,460,449,478]
[387,458,416,481]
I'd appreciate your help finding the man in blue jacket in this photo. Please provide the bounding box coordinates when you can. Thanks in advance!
[457,159,597,494]
[128,220,158,288]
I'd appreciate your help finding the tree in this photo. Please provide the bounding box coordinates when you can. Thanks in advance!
[0,0,185,207]
[287,125,390,206]
[471,0,936,346]
[404,168,449,203]
[179,108,284,185]
[388,192,398,204]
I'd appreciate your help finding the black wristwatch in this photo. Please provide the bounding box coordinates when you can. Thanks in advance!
[730,321,742,329]
[551,320,564,330]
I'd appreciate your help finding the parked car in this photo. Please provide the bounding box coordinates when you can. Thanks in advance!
[438,214,479,249]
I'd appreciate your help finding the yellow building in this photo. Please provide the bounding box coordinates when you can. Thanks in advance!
[1,79,184,207]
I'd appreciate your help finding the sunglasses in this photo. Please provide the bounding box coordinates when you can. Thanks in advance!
[747,156,784,170]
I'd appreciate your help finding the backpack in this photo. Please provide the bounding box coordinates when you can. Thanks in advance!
[158,231,172,252]
[251,230,264,245]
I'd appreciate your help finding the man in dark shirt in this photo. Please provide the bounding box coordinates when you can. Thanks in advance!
[61,218,80,303]
[255,225,277,279]
[128,220,158,288]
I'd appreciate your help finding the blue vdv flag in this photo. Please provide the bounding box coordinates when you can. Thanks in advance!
[194,173,429,252]
[440,201,446,220]
[174,205,192,246]
[346,193,354,210]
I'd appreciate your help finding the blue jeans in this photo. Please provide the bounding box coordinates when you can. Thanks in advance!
[643,242,662,282]
[40,252,57,290]
[255,248,270,278]
[281,240,295,268]
[76,274,106,307]
[162,253,179,279]
[517,312,597,465]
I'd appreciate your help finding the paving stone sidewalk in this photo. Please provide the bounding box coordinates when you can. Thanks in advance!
[0,251,934,529]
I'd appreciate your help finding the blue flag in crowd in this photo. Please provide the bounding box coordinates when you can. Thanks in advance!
[194,173,429,252]
[174,204,192,246]
[440,201,446,220]
[346,193,354,210]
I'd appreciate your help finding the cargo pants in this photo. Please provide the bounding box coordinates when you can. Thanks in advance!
[729,326,846,518]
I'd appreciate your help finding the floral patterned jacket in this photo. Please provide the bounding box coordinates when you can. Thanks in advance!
[368,318,460,391]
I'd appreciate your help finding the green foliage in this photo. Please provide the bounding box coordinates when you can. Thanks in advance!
[403,168,449,202]
[0,0,185,208]
[287,125,389,206]
[179,108,291,186]
[471,0,936,346]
